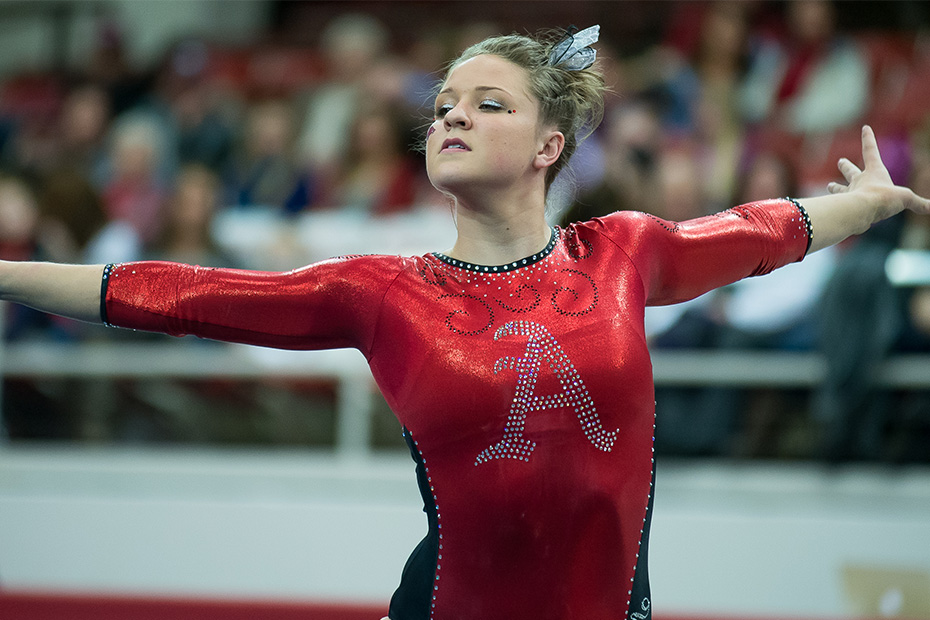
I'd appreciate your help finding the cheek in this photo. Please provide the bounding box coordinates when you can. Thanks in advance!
[489,149,517,172]
[488,128,535,169]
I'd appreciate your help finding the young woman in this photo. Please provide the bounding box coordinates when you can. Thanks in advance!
[1,27,928,620]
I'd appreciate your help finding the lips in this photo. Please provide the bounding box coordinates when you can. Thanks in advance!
[441,138,471,152]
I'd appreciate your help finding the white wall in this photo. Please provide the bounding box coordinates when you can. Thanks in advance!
[650,463,930,618]
[1,446,929,618]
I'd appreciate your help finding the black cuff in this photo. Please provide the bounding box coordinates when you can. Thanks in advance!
[100,264,115,326]
[785,197,813,255]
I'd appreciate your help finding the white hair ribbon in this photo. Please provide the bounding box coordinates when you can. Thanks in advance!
[549,25,600,71]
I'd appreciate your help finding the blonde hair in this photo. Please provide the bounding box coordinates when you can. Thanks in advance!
[446,30,606,191]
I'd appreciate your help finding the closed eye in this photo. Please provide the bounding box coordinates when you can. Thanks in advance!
[434,99,505,118]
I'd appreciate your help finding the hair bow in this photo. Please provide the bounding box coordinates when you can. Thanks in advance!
[549,25,600,71]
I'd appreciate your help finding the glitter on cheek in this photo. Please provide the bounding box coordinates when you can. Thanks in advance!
[427,125,436,139]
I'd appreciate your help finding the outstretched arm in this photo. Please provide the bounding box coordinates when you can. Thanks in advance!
[0,262,105,324]
[799,125,930,253]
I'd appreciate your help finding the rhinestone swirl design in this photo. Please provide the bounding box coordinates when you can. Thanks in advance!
[566,237,594,260]
[643,213,680,234]
[438,293,495,336]
[495,283,541,314]
[551,268,598,317]
[419,264,447,286]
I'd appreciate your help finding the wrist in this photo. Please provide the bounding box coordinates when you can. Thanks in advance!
[867,186,906,222]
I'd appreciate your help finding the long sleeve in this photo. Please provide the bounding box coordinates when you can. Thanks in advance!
[102,256,405,356]
[592,199,811,306]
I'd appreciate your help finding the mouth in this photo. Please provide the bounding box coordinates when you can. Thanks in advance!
[441,138,471,153]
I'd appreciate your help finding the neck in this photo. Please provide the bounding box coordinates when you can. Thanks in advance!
[446,185,552,266]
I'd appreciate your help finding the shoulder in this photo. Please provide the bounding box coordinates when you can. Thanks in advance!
[563,210,670,243]
[303,252,419,270]
[297,253,424,284]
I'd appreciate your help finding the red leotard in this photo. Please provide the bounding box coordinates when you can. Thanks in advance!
[103,201,810,620]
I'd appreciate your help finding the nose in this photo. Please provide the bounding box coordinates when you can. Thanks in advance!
[442,102,471,130]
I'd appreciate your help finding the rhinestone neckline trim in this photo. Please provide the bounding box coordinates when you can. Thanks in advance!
[432,227,559,273]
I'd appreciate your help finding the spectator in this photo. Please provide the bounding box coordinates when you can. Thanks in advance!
[693,151,836,457]
[883,148,930,462]
[811,140,915,463]
[82,20,148,117]
[738,0,869,134]
[149,163,233,267]
[331,100,422,216]
[0,175,39,263]
[37,166,139,266]
[0,175,50,340]
[685,1,753,209]
[296,13,390,197]
[155,38,237,175]
[100,114,170,245]
[50,83,112,186]
[654,140,711,221]
[561,99,664,224]
[230,98,312,213]
[659,1,750,134]
[719,150,837,351]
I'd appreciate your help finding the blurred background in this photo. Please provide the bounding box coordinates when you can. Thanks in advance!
[0,1,928,619]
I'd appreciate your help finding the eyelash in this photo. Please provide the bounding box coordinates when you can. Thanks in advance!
[435,99,504,118]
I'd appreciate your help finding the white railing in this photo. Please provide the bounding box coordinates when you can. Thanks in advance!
[0,340,377,456]
[2,338,928,456]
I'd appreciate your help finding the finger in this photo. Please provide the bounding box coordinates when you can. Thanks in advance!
[913,192,930,215]
[837,157,861,182]
[827,181,847,194]
[860,124,883,170]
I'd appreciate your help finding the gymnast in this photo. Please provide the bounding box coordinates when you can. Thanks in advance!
[1,26,927,620]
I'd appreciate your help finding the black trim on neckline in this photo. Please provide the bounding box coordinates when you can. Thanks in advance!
[432,227,559,273]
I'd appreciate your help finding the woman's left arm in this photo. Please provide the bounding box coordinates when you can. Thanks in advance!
[799,125,930,253]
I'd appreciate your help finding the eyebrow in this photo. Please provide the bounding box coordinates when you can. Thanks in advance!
[437,85,513,97]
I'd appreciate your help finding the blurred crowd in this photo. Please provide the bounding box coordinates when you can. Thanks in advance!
[1,0,928,460]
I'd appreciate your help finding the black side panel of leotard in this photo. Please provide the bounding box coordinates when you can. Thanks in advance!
[628,464,656,619]
[388,429,439,620]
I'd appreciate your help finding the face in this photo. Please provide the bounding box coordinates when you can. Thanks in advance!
[425,54,558,197]
[789,0,833,44]
[742,153,791,202]
[173,169,216,229]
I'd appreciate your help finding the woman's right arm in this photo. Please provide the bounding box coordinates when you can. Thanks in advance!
[0,261,105,324]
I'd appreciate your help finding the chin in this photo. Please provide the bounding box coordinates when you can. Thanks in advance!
[428,163,512,201]
[427,169,472,197]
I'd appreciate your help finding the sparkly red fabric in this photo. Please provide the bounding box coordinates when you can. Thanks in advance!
[105,200,809,620]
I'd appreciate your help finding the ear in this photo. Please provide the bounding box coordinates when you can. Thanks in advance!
[533,130,565,171]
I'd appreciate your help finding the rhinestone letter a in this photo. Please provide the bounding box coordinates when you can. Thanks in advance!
[475,320,618,465]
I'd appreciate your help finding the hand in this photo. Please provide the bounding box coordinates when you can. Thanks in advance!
[827,125,930,217]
